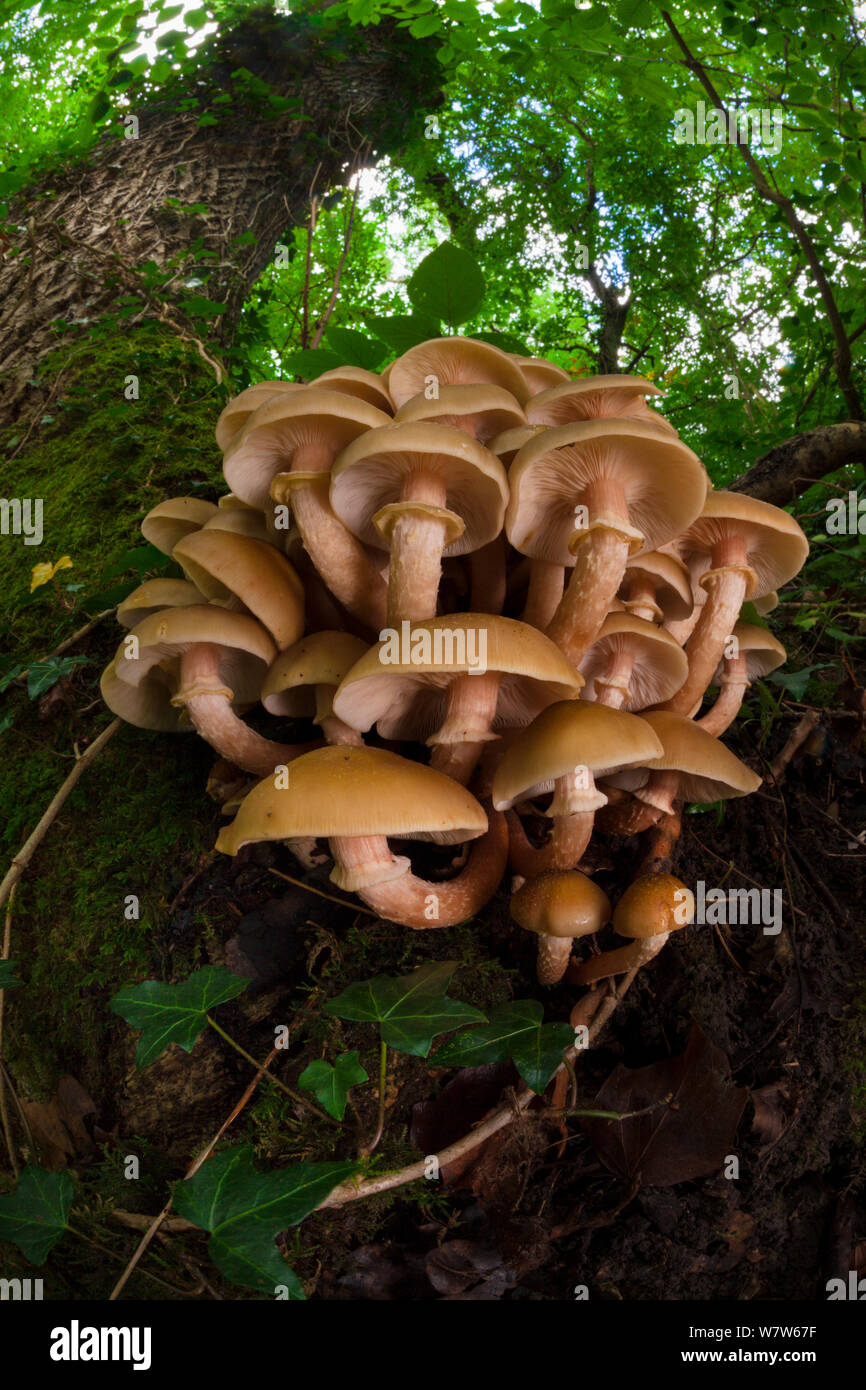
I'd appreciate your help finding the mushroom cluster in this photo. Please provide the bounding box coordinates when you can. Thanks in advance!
[101,336,807,985]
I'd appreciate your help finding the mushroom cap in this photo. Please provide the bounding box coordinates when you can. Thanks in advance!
[615,711,762,802]
[330,421,509,557]
[511,356,571,392]
[754,590,779,616]
[332,613,583,739]
[202,507,277,547]
[712,621,786,683]
[262,631,369,718]
[215,744,489,852]
[393,383,527,444]
[310,366,394,414]
[116,578,205,629]
[172,530,304,651]
[223,389,391,509]
[387,336,532,408]
[215,382,302,452]
[613,873,695,939]
[218,493,260,511]
[505,419,707,563]
[114,605,275,706]
[140,498,218,556]
[679,492,809,597]
[511,869,611,939]
[620,550,693,622]
[100,652,189,732]
[578,613,688,709]
[489,425,545,465]
[526,375,676,433]
[492,701,664,810]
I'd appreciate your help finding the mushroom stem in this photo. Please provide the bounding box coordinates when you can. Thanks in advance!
[573,932,669,985]
[386,471,450,625]
[521,559,565,630]
[661,541,752,715]
[666,596,704,646]
[592,644,637,708]
[176,645,315,778]
[469,534,506,614]
[329,808,508,928]
[506,807,595,876]
[429,670,501,786]
[536,934,574,986]
[596,769,680,836]
[696,657,749,737]
[546,528,632,664]
[620,577,662,624]
[319,712,365,746]
[285,443,388,631]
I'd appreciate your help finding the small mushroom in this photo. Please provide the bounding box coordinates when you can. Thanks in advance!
[386,336,531,409]
[696,621,786,736]
[394,383,527,444]
[261,631,369,746]
[214,381,302,453]
[310,366,394,414]
[215,745,508,929]
[140,497,217,556]
[510,355,570,392]
[578,613,688,710]
[511,870,611,985]
[116,578,205,629]
[572,873,695,985]
[618,550,693,625]
[172,529,304,652]
[526,374,677,434]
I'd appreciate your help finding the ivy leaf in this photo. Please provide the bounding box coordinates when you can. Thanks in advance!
[430,1000,574,1094]
[298,1051,368,1120]
[180,293,224,318]
[173,1147,356,1294]
[325,962,486,1058]
[323,325,387,371]
[26,656,89,701]
[767,665,832,700]
[407,242,486,329]
[0,1167,75,1265]
[109,966,249,1067]
[282,346,344,378]
[0,960,22,989]
[366,313,441,354]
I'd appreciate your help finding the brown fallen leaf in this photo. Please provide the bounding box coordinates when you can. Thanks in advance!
[410,1061,518,1154]
[750,1080,793,1147]
[580,1022,748,1188]
[22,1075,97,1169]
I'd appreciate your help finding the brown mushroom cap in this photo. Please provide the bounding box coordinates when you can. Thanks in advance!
[387,336,532,408]
[511,869,611,939]
[140,497,218,556]
[711,621,786,683]
[609,711,762,803]
[172,530,304,651]
[113,606,275,706]
[116,579,206,629]
[202,507,277,546]
[619,550,693,623]
[222,388,391,510]
[262,631,369,718]
[393,383,527,444]
[332,613,582,739]
[754,590,779,616]
[492,701,664,810]
[100,652,189,732]
[613,873,695,939]
[506,419,707,563]
[215,744,489,852]
[329,421,509,557]
[489,425,545,466]
[526,375,676,433]
[215,382,302,452]
[310,366,394,414]
[678,491,809,598]
[511,356,571,392]
[578,613,688,709]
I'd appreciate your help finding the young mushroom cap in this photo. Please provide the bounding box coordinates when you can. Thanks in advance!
[511,869,612,986]
[215,381,302,452]
[387,336,532,408]
[603,710,762,809]
[201,507,278,547]
[711,621,787,685]
[140,497,218,556]
[489,424,546,466]
[261,630,369,741]
[113,605,274,703]
[393,383,527,444]
[100,652,189,733]
[572,872,695,985]
[510,355,571,392]
[172,530,305,651]
[116,578,205,629]
[754,590,779,616]
[577,613,688,710]
[526,375,677,433]
[310,366,394,414]
[618,550,693,624]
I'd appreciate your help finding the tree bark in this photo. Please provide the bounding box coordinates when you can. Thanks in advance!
[730,422,866,504]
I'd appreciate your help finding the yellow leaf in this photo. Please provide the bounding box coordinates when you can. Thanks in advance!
[30,556,73,593]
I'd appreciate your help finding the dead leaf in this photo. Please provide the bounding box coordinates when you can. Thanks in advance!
[410,1062,518,1154]
[750,1080,792,1147]
[22,1075,97,1169]
[581,1022,748,1188]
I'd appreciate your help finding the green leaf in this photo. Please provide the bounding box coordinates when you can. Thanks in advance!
[472,328,532,355]
[0,960,22,990]
[365,313,441,354]
[325,962,486,1058]
[430,1000,574,1094]
[298,1050,368,1120]
[767,665,833,700]
[109,966,249,1067]
[180,293,224,318]
[323,325,387,371]
[26,656,89,701]
[104,543,168,580]
[407,242,486,330]
[173,1147,356,1294]
[282,346,344,378]
[0,1167,74,1265]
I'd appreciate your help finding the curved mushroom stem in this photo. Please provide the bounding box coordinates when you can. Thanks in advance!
[572,931,669,986]
[176,645,316,778]
[386,471,451,625]
[283,444,388,631]
[329,808,508,928]
[522,559,565,630]
[470,534,506,614]
[666,596,704,646]
[661,539,752,715]
[536,935,574,986]
[319,713,365,746]
[429,670,501,786]
[696,657,749,736]
[506,808,595,876]
[595,769,680,836]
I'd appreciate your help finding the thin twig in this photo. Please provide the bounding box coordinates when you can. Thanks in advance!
[268,868,378,917]
[12,609,115,685]
[206,1016,335,1124]
[362,1040,388,1155]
